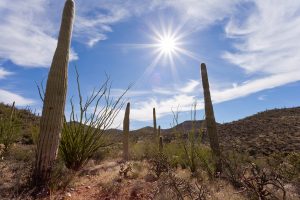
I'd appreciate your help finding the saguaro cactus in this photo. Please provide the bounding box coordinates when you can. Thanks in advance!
[158,125,161,137]
[123,102,130,161]
[153,108,157,135]
[200,63,222,173]
[159,136,163,153]
[158,125,162,152]
[33,0,75,185]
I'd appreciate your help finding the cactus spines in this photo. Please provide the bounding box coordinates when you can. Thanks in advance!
[123,102,130,161]
[33,0,75,185]
[153,107,157,135]
[200,63,222,173]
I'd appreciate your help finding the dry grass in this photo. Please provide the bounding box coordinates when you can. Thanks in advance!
[1,148,299,200]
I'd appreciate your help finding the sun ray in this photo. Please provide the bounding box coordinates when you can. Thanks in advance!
[119,21,200,84]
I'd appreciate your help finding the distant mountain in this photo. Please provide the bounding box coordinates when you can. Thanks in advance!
[1,102,299,156]
[122,107,300,156]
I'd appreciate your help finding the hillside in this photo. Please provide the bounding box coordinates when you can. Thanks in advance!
[218,107,300,156]
[1,103,300,199]
[0,103,39,144]
[130,107,300,156]
[1,103,299,156]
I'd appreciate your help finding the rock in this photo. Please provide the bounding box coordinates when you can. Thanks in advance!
[86,186,91,189]
[65,192,72,197]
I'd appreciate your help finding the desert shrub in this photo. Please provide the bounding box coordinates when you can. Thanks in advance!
[222,150,250,188]
[101,179,122,198]
[149,152,170,178]
[30,125,39,145]
[170,103,205,173]
[155,172,208,200]
[91,147,112,164]
[130,140,157,160]
[241,163,286,200]
[165,143,187,168]
[195,146,216,180]
[267,152,300,183]
[11,146,34,163]
[59,69,127,171]
[0,102,20,154]
[131,161,143,172]
[49,159,76,191]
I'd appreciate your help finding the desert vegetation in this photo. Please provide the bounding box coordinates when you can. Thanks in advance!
[0,0,299,200]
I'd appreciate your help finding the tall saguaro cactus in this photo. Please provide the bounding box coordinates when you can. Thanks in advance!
[153,108,157,135]
[200,63,222,173]
[123,102,130,161]
[33,0,75,185]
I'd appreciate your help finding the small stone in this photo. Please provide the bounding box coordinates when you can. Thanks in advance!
[65,192,72,197]
[86,186,91,189]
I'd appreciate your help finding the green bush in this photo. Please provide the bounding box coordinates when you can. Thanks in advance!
[49,159,76,191]
[11,146,34,162]
[267,152,300,183]
[169,103,206,173]
[195,146,216,179]
[222,150,250,187]
[163,142,189,169]
[130,140,157,160]
[0,102,20,154]
[59,69,127,171]
[30,125,39,145]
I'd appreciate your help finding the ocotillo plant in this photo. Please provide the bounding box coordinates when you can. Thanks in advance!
[153,107,157,135]
[200,63,222,173]
[33,0,75,186]
[123,102,130,161]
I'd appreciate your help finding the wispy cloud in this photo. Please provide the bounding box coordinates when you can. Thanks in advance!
[0,89,34,106]
[0,0,241,67]
[211,72,299,103]
[121,70,299,124]
[258,95,267,101]
[0,67,13,79]
[164,0,240,28]
[0,0,77,68]
[223,0,300,91]
[112,80,201,123]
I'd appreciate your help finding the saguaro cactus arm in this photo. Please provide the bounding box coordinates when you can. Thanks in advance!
[34,0,75,186]
[200,63,222,173]
[123,102,130,161]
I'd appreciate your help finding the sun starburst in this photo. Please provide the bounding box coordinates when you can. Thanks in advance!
[119,21,200,81]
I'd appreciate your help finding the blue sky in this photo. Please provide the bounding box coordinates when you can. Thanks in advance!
[0,0,300,129]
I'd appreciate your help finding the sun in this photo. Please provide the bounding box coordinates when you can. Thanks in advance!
[158,36,177,54]
[120,22,199,80]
